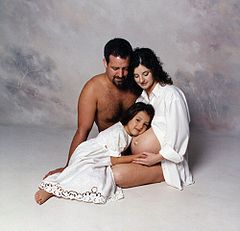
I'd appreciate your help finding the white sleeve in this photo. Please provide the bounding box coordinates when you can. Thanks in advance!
[153,96,190,164]
[110,126,131,156]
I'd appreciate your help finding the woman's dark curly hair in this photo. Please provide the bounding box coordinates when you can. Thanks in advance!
[130,48,173,85]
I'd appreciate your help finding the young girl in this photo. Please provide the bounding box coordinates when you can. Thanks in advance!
[35,102,154,205]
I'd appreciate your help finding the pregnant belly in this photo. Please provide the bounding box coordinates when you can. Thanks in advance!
[131,128,161,154]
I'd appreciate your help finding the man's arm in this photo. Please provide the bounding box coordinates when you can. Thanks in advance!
[43,79,98,179]
[66,80,98,165]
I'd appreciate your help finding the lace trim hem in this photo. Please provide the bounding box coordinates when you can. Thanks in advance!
[39,181,124,204]
[40,182,106,204]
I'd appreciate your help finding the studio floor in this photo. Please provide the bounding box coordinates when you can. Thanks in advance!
[0,124,239,231]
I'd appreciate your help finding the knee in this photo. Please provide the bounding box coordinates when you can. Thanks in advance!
[112,165,126,187]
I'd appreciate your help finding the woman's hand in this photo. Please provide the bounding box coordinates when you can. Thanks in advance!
[43,167,65,179]
[132,152,164,166]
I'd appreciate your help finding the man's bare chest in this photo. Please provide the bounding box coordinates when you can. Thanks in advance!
[98,97,125,119]
[96,91,135,125]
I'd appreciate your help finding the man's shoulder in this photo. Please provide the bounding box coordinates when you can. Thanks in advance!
[85,73,105,86]
[82,73,106,92]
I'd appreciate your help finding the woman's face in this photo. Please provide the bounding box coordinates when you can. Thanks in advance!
[133,64,157,95]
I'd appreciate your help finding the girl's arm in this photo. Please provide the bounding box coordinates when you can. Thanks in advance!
[111,155,141,166]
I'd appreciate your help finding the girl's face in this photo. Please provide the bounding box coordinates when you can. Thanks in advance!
[124,111,151,137]
[133,64,157,95]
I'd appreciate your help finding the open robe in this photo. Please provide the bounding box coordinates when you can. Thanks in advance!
[137,83,194,190]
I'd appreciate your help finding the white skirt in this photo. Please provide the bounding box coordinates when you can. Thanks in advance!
[39,140,124,204]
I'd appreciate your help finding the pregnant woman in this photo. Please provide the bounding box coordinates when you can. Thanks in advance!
[112,48,194,190]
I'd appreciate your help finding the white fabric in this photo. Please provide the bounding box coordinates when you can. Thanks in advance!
[137,83,194,190]
[39,122,132,204]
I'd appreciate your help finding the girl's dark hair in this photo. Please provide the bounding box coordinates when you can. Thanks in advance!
[130,48,173,85]
[121,102,155,128]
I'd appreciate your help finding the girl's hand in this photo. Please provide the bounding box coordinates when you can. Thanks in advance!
[132,152,164,166]
[111,154,143,166]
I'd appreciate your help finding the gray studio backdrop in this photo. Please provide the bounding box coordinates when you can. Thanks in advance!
[0,0,239,135]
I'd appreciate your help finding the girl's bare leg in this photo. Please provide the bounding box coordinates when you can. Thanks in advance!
[34,189,54,205]
[112,163,164,188]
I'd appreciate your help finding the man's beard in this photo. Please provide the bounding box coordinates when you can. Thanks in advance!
[112,76,127,89]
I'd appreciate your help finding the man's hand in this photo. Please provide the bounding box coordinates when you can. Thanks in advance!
[132,152,164,166]
[43,167,65,179]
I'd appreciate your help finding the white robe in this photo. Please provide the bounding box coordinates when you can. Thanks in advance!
[137,83,194,190]
[39,122,132,204]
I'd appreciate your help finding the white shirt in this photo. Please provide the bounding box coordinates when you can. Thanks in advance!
[137,83,194,190]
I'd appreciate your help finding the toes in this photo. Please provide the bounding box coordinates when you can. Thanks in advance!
[34,189,53,205]
[34,192,39,201]
[37,199,43,205]
[34,191,42,204]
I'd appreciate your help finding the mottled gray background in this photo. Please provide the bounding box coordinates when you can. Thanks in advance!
[0,0,239,135]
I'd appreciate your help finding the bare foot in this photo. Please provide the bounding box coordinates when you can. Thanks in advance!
[35,189,53,205]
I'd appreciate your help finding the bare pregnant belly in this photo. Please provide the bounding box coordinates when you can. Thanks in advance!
[131,128,161,154]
